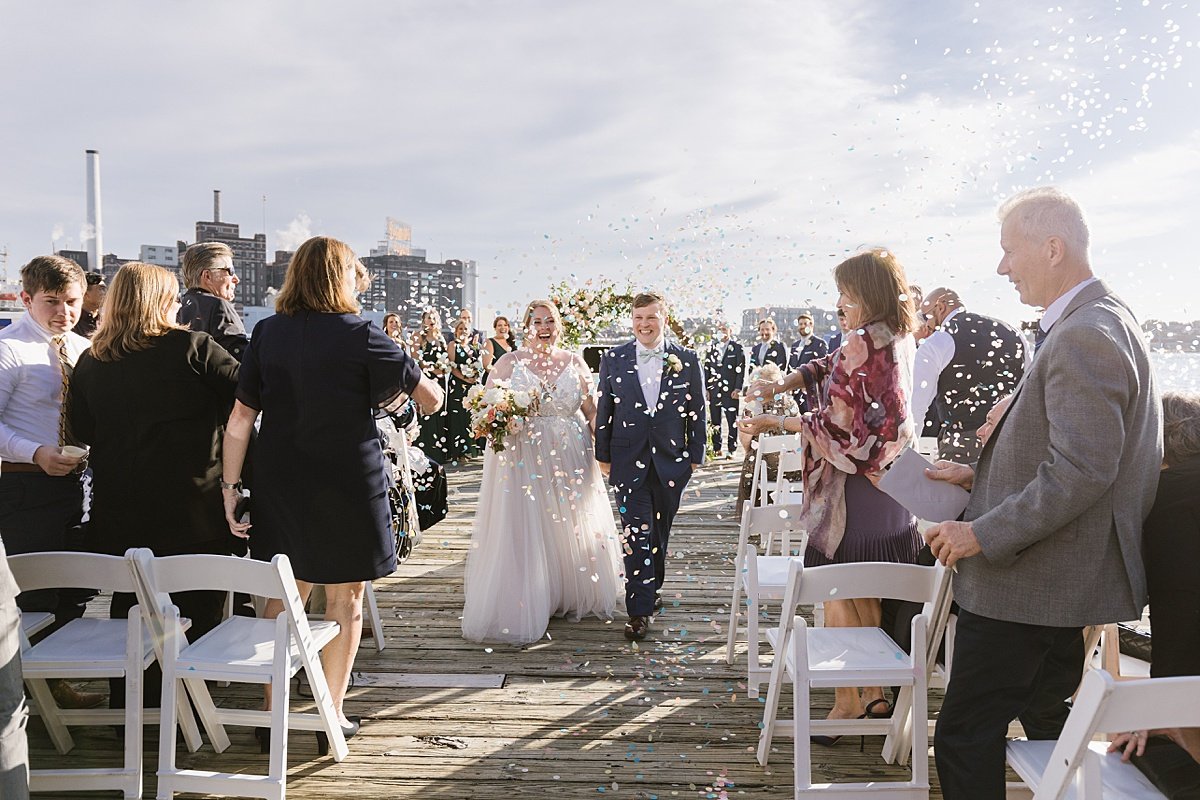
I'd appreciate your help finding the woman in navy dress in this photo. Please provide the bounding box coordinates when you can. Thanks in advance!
[221,236,443,738]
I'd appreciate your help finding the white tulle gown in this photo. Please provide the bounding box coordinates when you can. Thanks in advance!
[461,353,623,644]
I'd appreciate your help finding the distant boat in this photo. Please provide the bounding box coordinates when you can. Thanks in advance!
[0,284,25,328]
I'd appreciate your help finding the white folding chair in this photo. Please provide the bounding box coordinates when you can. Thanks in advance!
[20,610,54,645]
[724,504,806,697]
[757,559,949,798]
[772,446,805,505]
[1007,670,1200,799]
[7,552,153,799]
[748,433,805,509]
[131,549,348,800]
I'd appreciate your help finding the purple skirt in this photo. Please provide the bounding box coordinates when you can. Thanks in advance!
[804,473,920,567]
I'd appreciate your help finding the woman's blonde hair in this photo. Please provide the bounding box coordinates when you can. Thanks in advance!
[274,236,360,315]
[89,262,184,362]
[522,299,563,330]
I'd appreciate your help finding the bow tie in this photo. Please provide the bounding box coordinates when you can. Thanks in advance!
[637,347,664,363]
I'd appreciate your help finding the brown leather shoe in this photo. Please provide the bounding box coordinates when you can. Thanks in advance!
[624,615,650,641]
[48,679,105,709]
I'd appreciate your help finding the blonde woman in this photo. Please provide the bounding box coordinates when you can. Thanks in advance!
[69,262,241,706]
[461,299,621,644]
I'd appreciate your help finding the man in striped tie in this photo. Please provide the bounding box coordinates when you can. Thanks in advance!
[0,255,101,709]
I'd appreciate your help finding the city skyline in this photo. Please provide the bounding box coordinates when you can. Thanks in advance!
[1,1,1197,329]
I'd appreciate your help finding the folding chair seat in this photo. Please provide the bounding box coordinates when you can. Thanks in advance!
[20,610,54,644]
[757,559,949,798]
[747,432,804,509]
[724,503,806,697]
[1007,670,1200,799]
[7,552,152,798]
[131,549,349,800]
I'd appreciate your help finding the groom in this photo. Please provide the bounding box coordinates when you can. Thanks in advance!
[595,292,707,641]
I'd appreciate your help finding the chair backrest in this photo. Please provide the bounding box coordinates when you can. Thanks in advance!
[129,549,318,657]
[7,551,139,594]
[1031,670,1200,799]
[788,560,948,607]
[742,503,806,537]
[749,433,804,508]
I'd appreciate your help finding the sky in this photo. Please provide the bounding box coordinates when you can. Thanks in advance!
[1,0,1197,330]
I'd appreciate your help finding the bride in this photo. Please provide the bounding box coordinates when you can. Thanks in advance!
[461,298,623,644]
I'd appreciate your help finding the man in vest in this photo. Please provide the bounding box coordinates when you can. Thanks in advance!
[910,288,1026,463]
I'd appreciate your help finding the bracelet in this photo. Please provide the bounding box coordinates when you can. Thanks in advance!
[220,479,242,492]
[776,416,788,435]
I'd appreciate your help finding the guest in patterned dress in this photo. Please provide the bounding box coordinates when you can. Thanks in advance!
[742,247,919,733]
[447,319,482,458]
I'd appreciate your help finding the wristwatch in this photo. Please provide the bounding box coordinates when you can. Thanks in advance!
[220,479,243,492]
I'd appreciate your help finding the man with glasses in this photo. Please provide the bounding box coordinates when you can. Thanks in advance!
[178,242,249,360]
[73,272,106,338]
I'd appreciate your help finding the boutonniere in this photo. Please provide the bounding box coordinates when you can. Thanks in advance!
[665,354,683,374]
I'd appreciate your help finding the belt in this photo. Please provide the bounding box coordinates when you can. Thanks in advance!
[1,462,44,474]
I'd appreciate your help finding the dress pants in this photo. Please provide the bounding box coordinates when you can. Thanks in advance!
[0,537,29,800]
[934,608,1084,800]
[707,396,738,453]
[616,462,683,617]
[0,473,94,630]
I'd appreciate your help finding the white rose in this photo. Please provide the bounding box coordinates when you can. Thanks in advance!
[512,390,532,408]
[483,388,505,406]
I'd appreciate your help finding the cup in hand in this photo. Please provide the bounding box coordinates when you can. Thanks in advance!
[60,445,88,464]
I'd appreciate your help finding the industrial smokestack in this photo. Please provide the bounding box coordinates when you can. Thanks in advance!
[213,189,221,223]
[85,150,103,273]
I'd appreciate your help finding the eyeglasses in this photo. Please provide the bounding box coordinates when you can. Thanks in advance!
[207,267,236,277]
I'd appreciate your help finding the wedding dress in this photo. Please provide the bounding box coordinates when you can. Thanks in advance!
[461,352,623,644]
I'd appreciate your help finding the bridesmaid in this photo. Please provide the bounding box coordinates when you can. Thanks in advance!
[412,309,451,463]
[382,313,406,347]
[480,315,516,385]
[448,319,483,458]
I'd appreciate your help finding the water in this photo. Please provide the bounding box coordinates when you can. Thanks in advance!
[1150,351,1200,394]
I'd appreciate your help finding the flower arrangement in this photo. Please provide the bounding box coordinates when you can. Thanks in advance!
[665,353,683,374]
[548,278,694,349]
[458,352,485,381]
[422,348,452,376]
[464,381,539,452]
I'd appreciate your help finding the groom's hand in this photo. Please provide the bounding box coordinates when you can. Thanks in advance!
[597,461,611,477]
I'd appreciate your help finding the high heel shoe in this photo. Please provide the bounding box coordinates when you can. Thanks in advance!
[811,710,873,749]
[315,716,361,757]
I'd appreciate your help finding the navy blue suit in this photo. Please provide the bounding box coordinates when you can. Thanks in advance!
[748,340,788,369]
[595,341,706,616]
[704,339,745,453]
[788,336,829,412]
[826,331,843,353]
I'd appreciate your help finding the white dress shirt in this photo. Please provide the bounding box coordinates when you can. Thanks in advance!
[1039,277,1099,335]
[910,306,963,425]
[635,341,664,415]
[0,314,90,464]
[757,341,770,363]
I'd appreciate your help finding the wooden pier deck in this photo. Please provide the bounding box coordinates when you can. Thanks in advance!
[29,457,947,798]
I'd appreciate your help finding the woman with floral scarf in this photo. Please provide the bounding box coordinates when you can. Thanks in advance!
[742,248,919,739]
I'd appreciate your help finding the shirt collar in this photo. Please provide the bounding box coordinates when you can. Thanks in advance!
[19,313,59,344]
[636,340,665,355]
[1039,277,1098,333]
[941,307,964,327]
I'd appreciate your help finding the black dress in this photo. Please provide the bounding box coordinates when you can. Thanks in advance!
[416,339,451,463]
[237,312,423,584]
[448,341,481,457]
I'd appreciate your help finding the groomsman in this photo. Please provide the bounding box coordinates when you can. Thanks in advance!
[787,311,828,411]
[595,292,706,641]
[704,322,745,458]
[748,318,787,368]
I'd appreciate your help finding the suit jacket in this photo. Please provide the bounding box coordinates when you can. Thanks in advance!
[704,339,746,404]
[748,340,788,369]
[788,335,829,372]
[595,340,707,493]
[826,331,843,353]
[1142,455,1200,678]
[178,288,250,361]
[957,280,1162,626]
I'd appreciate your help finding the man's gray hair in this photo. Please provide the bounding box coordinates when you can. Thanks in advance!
[181,242,234,289]
[1163,391,1200,467]
[997,186,1090,259]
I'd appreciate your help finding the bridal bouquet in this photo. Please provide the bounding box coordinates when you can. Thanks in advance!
[459,352,485,381]
[464,381,539,452]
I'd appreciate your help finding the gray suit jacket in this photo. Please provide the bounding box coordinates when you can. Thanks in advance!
[956,280,1162,627]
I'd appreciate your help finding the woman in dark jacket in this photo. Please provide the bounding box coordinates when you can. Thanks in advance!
[221,236,443,744]
[70,262,241,704]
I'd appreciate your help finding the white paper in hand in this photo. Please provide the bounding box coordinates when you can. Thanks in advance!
[877,448,970,523]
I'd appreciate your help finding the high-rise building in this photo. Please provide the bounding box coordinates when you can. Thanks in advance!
[361,254,478,331]
[192,190,267,306]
